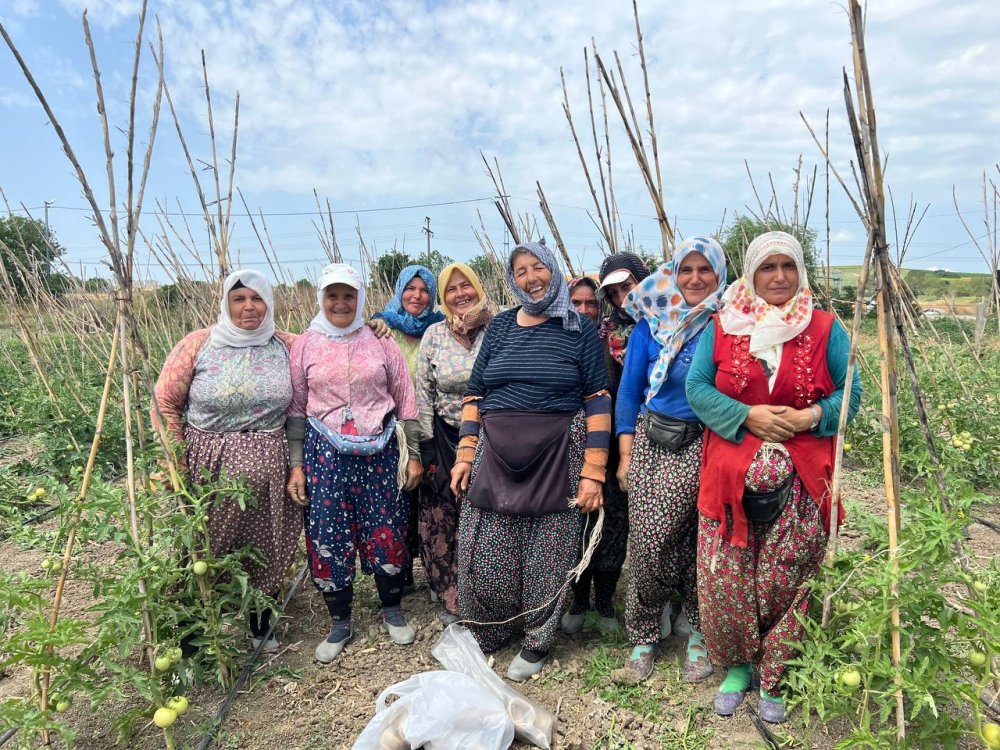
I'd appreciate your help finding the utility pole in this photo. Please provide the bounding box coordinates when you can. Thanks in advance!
[43,200,54,264]
[422,216,433,258]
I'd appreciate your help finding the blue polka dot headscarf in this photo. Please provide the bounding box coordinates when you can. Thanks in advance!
[623,236,728,401]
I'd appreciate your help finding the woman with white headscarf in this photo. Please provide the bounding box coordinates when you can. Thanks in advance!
[154,269,298,653]
[285,263,423,663]
[450,241,611,681]
[686,231,862,723]
[611,236,727,686]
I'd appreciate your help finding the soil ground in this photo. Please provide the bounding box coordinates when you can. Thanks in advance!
[1,471,997,750]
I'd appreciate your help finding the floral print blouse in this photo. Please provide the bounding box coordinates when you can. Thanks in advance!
[154,328,297,440]
[415,321,484,442]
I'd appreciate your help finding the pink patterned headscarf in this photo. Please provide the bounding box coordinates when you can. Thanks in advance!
[718,231,813,381]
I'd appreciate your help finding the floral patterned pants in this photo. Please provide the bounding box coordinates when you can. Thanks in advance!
[623,418,703,644]
[457,413,585,654]
[302,425,409,593]
[696,451,827,693]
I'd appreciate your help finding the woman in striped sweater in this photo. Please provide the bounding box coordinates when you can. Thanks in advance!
[450,241,611,681]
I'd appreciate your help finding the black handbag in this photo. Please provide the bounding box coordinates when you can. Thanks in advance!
[645,410,703,452]
[741,474,795,524]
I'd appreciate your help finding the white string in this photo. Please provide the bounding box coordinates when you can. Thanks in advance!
[452,500,605,630]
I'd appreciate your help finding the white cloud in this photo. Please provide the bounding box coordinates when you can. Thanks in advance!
[2,0,999,273]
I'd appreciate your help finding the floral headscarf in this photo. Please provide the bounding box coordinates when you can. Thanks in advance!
[505,241,580,331]
[624,236,728,401]
[437,262,492,350]
[718,231,812,382]
[372,264,445,338]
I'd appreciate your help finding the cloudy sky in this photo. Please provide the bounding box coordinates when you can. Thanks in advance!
[1,0,998,283]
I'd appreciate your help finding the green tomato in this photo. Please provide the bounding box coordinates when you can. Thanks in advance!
[974,580,989,593]
[33,487,46,498]
[55,700,70,713]
[41,559,52,571]
[166,696,189,716]
[167,647,183,664]
[982,722,1000,748]
[839,669,862,688]
[192,561,208,576]
[154,655,173,672]
[153,707,177,729]
[968,650,988,668]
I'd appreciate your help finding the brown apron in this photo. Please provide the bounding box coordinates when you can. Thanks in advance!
[467,410,575,516]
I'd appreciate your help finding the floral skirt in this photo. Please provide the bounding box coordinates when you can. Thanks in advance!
[696,448,827,692]
[302,424,408,593]
[457,411,585,654]
[622,416,703,644]
[184,426,299,595]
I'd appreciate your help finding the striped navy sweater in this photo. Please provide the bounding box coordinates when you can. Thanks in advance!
[457,308,612,482]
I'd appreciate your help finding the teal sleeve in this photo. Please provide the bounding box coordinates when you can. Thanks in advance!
[685,321,751,442]
[815,320,863,436]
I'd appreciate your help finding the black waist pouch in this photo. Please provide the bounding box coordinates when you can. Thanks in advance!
[467,410,574,516]
[741,474,795,524]
[645,410,703,452]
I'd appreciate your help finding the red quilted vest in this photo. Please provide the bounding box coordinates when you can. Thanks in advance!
[697,310,842,547]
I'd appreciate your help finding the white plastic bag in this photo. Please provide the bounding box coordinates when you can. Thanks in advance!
[352,670,514,750]
[431,625,557,749]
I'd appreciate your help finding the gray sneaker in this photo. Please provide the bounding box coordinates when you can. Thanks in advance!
[561,610,586,634]
[250,635,280,654]
[507,649,549,681]
[714,685,750,716]
[758,691,787,724]
[315,624,352,663]
[382,608,416,645]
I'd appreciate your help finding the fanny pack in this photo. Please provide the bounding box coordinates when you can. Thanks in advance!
[467,410,574,516]
[741,473,795,524]
[645,410,703,452]
[309,415,397,456]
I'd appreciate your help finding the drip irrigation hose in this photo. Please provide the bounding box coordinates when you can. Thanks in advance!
[196,563,309,750]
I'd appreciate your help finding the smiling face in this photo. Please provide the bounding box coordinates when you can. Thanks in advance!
[400,275,430,316]
[752,253,800,306]
[227,287,268,331]
[323,283,359,328]
[443,270,480,316]
[512,251,553,302]
[569,283,600,323]
[675,251,719,307]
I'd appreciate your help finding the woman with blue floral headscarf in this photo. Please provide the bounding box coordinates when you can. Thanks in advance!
[370,265,445,590]
[612,236,727,685]
[450,241,611,682]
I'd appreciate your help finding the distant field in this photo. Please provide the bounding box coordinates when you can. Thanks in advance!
[828,265,994,306]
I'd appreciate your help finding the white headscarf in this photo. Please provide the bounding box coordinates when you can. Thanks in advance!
[718,231,813,386]
[308,263,367,340]
[210,269,276,348]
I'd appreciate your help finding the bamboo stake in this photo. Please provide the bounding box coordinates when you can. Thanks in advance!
[536,182,576,277]
[820,233,875,626]
[39,318,121,716]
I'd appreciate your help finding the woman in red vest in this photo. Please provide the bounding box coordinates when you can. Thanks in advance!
[686,232,861,724]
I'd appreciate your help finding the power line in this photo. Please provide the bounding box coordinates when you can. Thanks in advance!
[19,196,496,217]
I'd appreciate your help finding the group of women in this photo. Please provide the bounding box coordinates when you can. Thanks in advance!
[154,230,861,724]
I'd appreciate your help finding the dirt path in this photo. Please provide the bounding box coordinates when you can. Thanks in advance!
[1,471,996,750]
